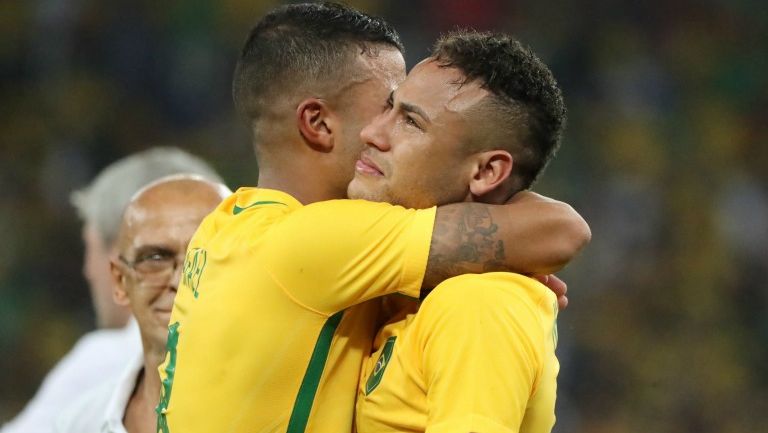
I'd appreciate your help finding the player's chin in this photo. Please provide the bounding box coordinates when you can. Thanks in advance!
[347,178,387,203]
[348,176,372,198]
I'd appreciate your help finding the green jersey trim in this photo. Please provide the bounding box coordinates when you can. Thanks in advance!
[286,311,344,433]
[232,200,286,215]
[156,321,180,433]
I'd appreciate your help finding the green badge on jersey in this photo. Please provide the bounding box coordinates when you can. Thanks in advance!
[182,248,207,298]
[365,336,397,395]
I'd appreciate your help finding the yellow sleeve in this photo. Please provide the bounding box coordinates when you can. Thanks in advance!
[415,276,543,433]
[262,199,436,315]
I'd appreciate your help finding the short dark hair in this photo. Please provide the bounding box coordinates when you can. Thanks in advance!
[432,30,566,190]
[233,2,403,122]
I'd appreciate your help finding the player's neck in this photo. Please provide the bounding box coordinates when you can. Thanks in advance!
[257,163,345,204]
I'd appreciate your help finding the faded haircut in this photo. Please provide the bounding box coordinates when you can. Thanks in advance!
[232,2,403,130]
[71,147,223,247]
[432,30,566,190]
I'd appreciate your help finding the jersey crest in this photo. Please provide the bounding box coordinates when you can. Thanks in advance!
[365,336,397,395]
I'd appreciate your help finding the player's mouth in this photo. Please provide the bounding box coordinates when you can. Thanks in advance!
[356,155,384,176]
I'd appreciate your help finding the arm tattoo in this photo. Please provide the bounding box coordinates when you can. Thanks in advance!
[423,205,507,291]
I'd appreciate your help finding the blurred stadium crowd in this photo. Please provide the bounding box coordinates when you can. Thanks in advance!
[1,0,766,432]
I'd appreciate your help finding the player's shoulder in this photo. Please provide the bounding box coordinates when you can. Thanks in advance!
[286,199,433,235]
[419,273,557,323]
[300,198,396,216]
[427,272,552,304]
[220,187,299,219]
[203,187,301,237]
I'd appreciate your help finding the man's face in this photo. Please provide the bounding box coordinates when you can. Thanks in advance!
[332,46,406,193]
[347,59,489,209]
[113,197,213,348]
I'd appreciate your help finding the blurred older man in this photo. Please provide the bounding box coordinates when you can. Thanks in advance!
[56,175,230,433]
[1,147,223,433]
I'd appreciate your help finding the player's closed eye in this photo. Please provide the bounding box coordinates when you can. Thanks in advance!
[405,115,420,129]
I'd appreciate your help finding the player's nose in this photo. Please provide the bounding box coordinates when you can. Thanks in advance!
[360,114,390,152]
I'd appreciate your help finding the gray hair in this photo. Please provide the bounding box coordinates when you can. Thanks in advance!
[70,147,224,246]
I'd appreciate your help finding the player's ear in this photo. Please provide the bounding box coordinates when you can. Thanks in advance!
[110,259,131,307]
[296,98,334,153]
[468,150,513,197]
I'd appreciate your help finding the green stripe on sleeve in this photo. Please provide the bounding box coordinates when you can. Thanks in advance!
[286,311,344,433]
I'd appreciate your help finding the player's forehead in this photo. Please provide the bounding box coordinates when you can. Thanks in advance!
[343,46,406,103]
[397,58,488,115]
[355,45,406,85]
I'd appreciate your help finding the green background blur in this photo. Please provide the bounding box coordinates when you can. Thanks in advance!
[1,1,766,431]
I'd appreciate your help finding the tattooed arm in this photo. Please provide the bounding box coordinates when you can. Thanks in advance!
[422,192,591,291]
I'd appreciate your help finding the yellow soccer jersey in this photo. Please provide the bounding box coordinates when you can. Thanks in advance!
[157,187,435,433]
[356,273,560,433]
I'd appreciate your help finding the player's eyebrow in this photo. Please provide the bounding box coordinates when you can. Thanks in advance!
[400,100,430,124]
[391,89,430,124]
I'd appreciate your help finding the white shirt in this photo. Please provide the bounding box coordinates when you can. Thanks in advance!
[1,321,141,433]
[54,353,144,433]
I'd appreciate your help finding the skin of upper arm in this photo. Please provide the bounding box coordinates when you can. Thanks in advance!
[422,196,591,290]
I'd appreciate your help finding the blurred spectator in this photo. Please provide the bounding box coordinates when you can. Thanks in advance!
[55,176,229,433]
[70,147,222,328]
[1,147,224,433]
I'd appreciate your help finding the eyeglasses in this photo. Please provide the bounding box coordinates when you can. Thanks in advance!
[119,251,184,286]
